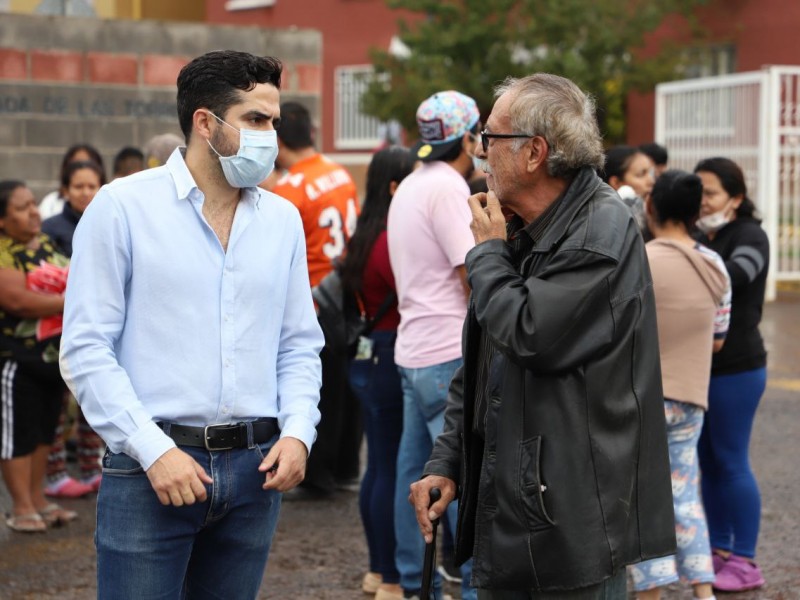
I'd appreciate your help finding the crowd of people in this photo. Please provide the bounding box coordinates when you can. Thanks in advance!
[0,132,184,527]
[0,49,771,600]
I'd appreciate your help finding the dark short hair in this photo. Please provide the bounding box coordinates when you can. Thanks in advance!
[276,101,314,150]
[694,157,759,221]
[639,142,668,166]
[61,160,107,189]
[649,170,702,229]
[601,145,642,183]
[113,146,144,175]
[0,180,27,218]
[176,50,283,142]
[60,143,105,181]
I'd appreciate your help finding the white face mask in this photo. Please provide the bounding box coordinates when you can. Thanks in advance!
[206,112,278,188]
[696,204,732,234]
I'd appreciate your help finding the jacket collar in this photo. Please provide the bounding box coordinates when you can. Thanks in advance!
[528,166,602,252]
[61,201,83,225]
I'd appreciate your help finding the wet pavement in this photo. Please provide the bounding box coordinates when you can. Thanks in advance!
[1,292,798,599]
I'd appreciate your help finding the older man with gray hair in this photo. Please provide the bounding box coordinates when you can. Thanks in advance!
[410,73,676,598]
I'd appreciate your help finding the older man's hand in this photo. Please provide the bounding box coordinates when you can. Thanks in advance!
[468,190,507,244]
[409,475,457,544]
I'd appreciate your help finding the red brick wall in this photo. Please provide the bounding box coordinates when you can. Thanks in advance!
[627,0,800,144]
[207,0,417,153]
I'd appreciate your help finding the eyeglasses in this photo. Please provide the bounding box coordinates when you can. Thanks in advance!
[480,130,534,153]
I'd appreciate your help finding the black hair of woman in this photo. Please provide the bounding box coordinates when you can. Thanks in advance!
[340,146,415,295]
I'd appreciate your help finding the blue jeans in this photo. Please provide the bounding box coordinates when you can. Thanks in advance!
[476,569,627,599]
[395,358,476,600]
[629,401,714,590]
[96,435,282,599]
[349,330,404,583]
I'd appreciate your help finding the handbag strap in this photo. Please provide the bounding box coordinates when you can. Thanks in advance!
[361,290,397,337]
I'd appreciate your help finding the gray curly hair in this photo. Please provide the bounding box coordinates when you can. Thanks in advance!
[495,74,604,179]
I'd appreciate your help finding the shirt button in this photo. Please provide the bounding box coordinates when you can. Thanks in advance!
[222,407,229,414]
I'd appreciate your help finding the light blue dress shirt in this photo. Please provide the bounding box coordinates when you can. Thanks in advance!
[60,149,324,470]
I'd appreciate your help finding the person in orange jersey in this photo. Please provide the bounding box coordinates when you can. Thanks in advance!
[273,102,361,497]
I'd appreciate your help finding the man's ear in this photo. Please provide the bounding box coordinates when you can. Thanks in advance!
[526,136,548,174]
[193,109,214,141]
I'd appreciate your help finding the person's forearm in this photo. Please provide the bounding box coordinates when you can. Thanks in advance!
[0,289,64,318]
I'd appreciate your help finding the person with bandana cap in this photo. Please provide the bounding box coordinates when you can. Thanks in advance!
[385,90,479,600]
[59,50,324,599]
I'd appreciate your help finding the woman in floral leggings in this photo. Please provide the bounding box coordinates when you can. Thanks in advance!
[629,171,731,599]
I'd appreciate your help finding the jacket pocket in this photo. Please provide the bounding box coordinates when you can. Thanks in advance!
[101,449,144,476]
[518,436,555,530]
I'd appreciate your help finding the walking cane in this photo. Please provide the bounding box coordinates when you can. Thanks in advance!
[420,487,441,600]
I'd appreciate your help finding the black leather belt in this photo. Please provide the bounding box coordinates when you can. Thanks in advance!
[157,418,279,451]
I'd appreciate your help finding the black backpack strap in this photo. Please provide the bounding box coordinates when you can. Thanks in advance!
[361,290,397,337]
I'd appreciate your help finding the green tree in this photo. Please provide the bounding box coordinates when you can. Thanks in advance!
[362,0,709,143]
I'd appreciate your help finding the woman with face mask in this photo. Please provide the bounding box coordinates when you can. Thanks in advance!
[602,145,656,236]
[693,157,769,593]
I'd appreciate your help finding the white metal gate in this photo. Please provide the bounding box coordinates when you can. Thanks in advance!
[655,66,800,300]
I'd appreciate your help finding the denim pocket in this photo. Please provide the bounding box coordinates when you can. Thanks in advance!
[518,436,555,530]
[101,449,145,476]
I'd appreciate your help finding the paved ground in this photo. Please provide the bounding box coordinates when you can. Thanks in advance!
[1,292,798,599]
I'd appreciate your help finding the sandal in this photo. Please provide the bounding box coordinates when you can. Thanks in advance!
[5,512,47,533]
[39,503,78,527]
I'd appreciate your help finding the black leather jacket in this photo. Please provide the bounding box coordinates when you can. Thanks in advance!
[423,167,675,591]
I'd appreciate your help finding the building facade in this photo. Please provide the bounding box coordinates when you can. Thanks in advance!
[627,0,800,144]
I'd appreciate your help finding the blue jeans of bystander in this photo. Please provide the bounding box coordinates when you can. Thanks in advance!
[349,330,404,584]
[395,358,476,600]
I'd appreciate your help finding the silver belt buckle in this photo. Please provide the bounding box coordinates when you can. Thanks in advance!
[204,423,235,451]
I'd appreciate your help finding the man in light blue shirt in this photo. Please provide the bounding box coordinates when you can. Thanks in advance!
[60,50,323,599]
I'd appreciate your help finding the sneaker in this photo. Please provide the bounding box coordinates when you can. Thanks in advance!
[713,554,765,592]
[401,593,453,600]
[81,474,102,492]
[437,563,462,584]
[712,550,728,573]
[45,476,93,498]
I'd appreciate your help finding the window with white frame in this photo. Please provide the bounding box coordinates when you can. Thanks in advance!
[335,65,382,150]
[225,0,276,10]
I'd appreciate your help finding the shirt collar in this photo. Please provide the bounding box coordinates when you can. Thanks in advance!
[166,147,197,200]
[165,147,263,209]
[508,188,566,247]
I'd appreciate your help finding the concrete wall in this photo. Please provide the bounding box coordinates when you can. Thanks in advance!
[0,14,321,200]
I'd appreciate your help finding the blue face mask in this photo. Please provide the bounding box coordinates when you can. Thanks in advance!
[206,112,278,188]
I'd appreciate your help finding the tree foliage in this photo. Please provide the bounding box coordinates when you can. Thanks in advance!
[362,0,709,143]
